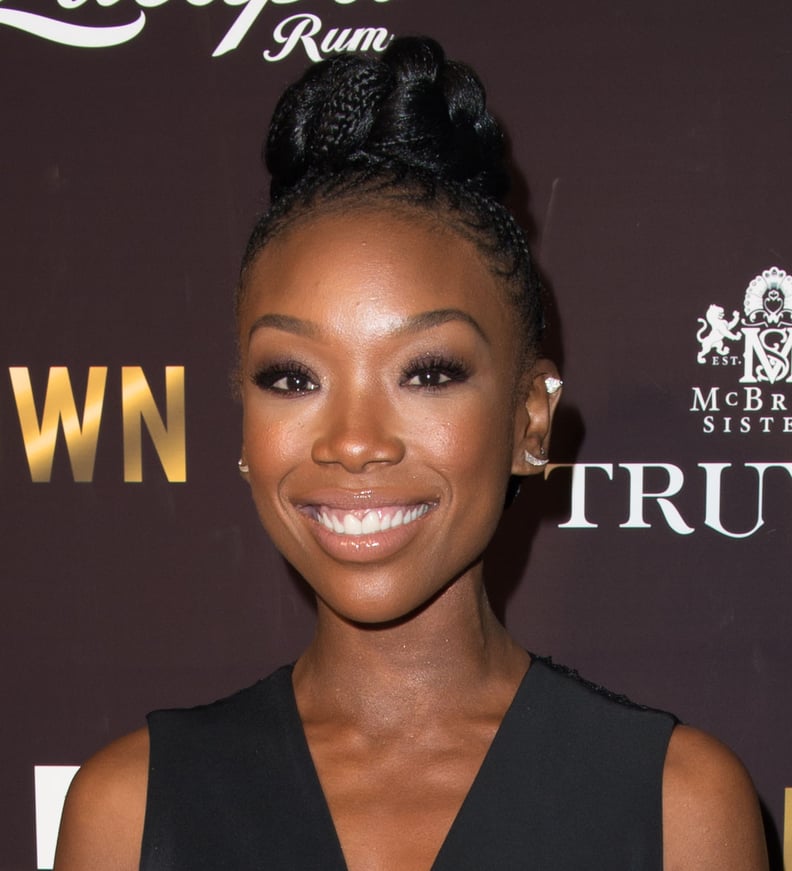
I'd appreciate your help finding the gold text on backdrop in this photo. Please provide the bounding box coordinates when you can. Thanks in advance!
[8,366,186,483]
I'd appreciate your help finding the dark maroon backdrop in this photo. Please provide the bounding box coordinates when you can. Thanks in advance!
[2,2,790,868]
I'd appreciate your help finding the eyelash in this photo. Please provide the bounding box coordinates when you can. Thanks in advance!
[251,361,318,395]
[401,355,470,390]
[251,355,471,395]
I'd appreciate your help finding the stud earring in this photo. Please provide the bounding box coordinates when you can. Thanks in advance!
[524,448,548,467]
[238,459,249,474]
[544,376,563,395]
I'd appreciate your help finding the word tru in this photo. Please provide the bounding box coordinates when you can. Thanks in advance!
[549,462,792,539]
[0,0,392,61]
[689,385,792,434]
[8,366,185,483]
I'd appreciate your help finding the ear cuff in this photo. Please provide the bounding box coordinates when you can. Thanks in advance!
[524,447,548,467]
[523,377,562,466]
[544,376,563,395]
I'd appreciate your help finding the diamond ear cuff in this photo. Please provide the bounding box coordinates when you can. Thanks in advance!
[524,447,548,467]
[544,376,563,395]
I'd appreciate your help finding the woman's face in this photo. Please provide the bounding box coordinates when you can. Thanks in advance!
[239,207,542,625]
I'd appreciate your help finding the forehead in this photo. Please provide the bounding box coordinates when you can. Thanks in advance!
[240,206,515,339]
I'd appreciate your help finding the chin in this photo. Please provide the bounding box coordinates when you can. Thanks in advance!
[313,569,460,629]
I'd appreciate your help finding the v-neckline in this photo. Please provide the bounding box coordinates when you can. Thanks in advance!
[280,659,540,871]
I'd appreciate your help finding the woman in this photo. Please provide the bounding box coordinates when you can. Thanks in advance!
[55,37,768,870]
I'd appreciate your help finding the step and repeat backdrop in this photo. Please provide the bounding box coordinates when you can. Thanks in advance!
[1,1,790,868]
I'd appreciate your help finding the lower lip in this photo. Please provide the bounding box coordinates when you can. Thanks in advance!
[301,508,434,563]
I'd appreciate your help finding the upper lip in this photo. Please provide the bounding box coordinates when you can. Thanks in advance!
[293,489,439,512]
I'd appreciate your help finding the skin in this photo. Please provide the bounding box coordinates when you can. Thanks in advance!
[54,207,768,871]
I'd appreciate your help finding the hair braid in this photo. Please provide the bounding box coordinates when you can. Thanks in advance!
[239,36,545,360]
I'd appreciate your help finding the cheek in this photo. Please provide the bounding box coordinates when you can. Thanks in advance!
[413,396,515,484]
[243,390,311,453]
[242,404,305,501]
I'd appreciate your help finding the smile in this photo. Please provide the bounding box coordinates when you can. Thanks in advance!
[306,504,433,536]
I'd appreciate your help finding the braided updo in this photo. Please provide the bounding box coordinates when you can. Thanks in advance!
[238,36,545,363]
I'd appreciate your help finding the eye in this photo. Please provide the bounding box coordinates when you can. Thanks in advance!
[402,356,470,390]
[407,369,452,388]
[251,362,319,395]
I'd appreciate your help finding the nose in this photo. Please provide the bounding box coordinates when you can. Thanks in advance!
[311,389,405,472]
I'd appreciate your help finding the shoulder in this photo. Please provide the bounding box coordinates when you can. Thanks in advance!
[528,657,677,739]
[663,725,768,870]
[54,726,149,871]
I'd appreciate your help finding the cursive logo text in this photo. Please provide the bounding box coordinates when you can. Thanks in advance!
[0,0,393,59]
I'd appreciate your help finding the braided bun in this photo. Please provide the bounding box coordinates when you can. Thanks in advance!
[239,36,544,362]
[265,37,508,203]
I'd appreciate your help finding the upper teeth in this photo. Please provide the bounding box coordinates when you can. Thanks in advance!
[315,504,430,535]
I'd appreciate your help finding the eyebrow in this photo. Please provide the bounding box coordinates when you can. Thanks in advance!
[249,308,490,344]
[396,309,490,343]
[248,313,318,340]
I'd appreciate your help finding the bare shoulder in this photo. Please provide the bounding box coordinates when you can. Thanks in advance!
[54,726,149,871]
[663,724,768,871]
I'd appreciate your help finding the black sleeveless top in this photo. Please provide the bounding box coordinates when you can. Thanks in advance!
[141,658,676,870]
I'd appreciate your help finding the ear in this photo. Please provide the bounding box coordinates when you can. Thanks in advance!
[511,359,562,476]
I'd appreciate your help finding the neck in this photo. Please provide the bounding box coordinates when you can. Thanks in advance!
[293,570,528,729]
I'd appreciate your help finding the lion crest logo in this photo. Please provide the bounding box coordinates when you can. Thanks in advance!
[695,267,792,383]
[696,305,741,364]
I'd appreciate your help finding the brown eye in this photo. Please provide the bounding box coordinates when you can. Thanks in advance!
[252,364,319,394]
[402,356,470,390]
[407,369,453,388]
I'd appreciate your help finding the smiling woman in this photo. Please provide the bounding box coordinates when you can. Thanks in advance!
[238,210,528,623]
[53,36,768,871]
